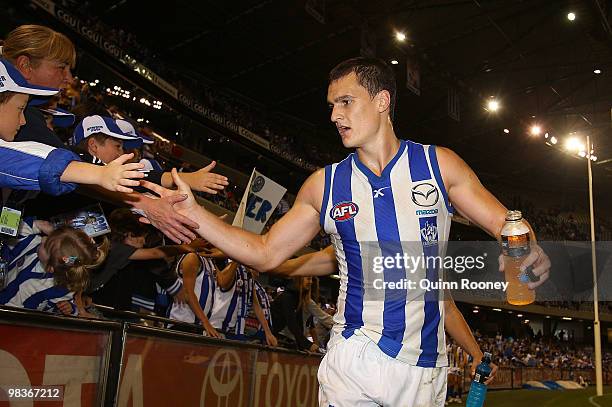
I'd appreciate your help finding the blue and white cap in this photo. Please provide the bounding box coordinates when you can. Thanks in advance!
[116,119,154,149]
[40,107,75,128]
[0,58,59,96]
[72,115,140,145]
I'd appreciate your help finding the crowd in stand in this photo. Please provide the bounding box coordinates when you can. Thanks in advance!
[475,331,612,372]
[51,0,339,169]
[0,23,331,356]
[495,192,612,242]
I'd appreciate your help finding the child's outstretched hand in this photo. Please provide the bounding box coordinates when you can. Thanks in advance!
[187,238,209,252]
[100,153,145,193]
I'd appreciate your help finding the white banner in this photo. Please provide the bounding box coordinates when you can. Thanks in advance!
[232,169,286,234]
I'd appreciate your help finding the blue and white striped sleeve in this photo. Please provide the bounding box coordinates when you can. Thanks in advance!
[0,140,80,195]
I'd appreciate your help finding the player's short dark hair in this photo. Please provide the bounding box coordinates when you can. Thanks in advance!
[329,57,397,119]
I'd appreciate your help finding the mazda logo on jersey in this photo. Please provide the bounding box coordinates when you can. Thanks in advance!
[330,201,359,222]
[411,182,439,207]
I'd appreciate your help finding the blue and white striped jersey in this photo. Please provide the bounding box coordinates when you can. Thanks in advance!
[254,280,272,329]
[0,261,75,314]
[241,279,272,338]
[0,139,79,195]
[321,140,453,367]
[168,254,216,325]
[0,217,76,315]
[209,264,252,334]
[3,218,42,286]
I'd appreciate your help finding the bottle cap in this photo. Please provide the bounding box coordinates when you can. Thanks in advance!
[505,210,522,222]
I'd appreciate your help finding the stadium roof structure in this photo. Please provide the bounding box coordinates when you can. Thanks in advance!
[60,1,612,194]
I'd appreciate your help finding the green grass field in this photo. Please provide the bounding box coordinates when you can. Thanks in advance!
[453,386,612,406]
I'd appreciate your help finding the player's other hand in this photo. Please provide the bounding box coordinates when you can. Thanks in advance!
[498,243,551,289]
[471,353,498,385]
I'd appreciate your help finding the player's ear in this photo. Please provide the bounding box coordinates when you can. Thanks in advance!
[376,90,391,114]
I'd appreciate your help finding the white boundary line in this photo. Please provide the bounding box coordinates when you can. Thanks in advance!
[588,392,612,407]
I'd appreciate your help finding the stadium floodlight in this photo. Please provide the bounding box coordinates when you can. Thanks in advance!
[567,12,576,21]
[487,99,500,112]
[395,32,406,41]
[530,125,541,136]
[550,136,558,144]
[565,137,584,152]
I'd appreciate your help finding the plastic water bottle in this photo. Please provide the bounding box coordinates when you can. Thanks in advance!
[466,352,492,407]
[500,210,535,305]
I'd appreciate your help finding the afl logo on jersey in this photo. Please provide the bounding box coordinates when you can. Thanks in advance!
[330,201,359,222]
[411,182,439,207]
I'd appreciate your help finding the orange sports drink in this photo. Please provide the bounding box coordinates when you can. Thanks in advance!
[500,210,535,305]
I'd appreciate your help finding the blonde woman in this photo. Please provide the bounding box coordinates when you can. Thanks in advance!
[2,24,76,147]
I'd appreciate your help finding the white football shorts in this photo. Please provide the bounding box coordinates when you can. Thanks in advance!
[318,330,447,407]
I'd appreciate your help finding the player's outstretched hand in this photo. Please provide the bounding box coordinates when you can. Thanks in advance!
[135,190,198,244]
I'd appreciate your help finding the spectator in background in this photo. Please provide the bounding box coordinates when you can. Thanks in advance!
[72,115,229,196]
[0,32,224,242]
[116,119,163,171]
[206,255,277,346]
[307,276,333,350]
[87,208,204,311]
[167,250,221,338]
[0,58,145,196]
[0,218,108,316]
[2,24,76,148]
[271,277,319,352]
